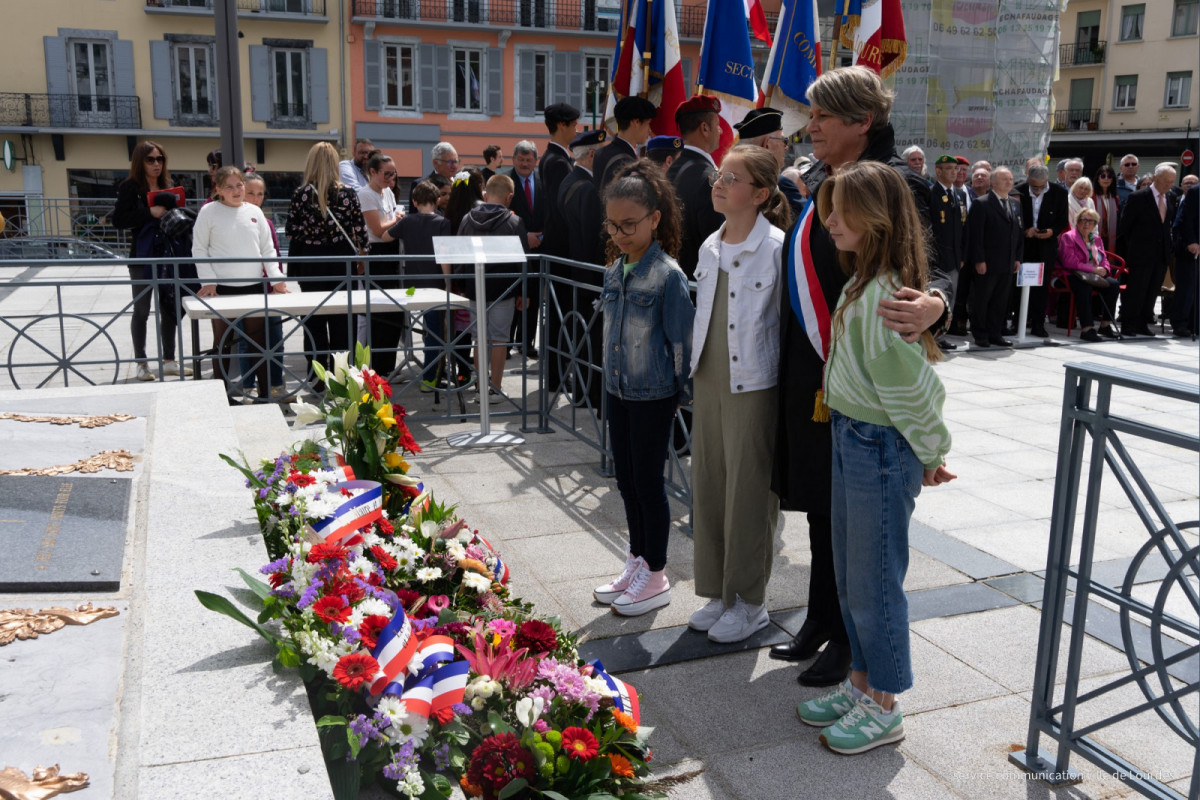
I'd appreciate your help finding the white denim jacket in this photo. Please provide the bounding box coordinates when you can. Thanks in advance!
[690,213,785,393]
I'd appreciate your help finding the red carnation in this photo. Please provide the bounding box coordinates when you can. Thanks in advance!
[466,733,535,800]
[370,545,398,571]
[358,614,390,650]
[307,542,349,564]
[562,727,599,761]
[332,652,379,691]
[326,577,365,604]
[377,517,394,535]
[312,595,351,624]
[514,619,558,655]
[288,472,316,487]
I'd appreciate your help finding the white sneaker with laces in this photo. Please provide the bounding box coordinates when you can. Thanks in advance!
[593,553,644,605]
[707,596,769,643]
[163,360,192,377]
[611,565,670,617]
[688,598,727,632]
[135,364,156,382]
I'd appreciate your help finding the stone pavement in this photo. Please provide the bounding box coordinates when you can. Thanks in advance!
[0,323,1194,799]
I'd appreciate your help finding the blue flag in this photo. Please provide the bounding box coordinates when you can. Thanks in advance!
[760,0,822,135]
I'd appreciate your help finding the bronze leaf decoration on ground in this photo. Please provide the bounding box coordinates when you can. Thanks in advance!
[0,604,120,647]
[0,765,89,800]
[0,450,135,477]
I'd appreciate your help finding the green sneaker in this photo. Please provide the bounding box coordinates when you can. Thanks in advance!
[796,679,859,727]
[820,696,905,755]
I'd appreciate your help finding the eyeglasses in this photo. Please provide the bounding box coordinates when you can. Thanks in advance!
[382,171,397,178]
[602,212,653,236]
[437,158,461,165]
[767,135,789,144]
[144,155,165,164]
[1078,219,1097,226]
[1121,162,1138,168]
[707,171,744,188]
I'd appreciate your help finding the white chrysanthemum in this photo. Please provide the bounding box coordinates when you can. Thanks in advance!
[349,558,374,578]
[398,769,424,799]
[306,495,341,520]
[415,567,443,582]
[461,571,491,593]
[347,608,367,630]
[375,696,408,728]
[443,539,466,562]
[585,675,615,697]
[359,531,381,548]
[358,597,392,618]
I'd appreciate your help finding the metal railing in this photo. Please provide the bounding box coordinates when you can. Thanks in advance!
[1011,362,1199,800]
[146,0,328,15]
[1052,108,1100,132]
[0,93,141,130]
[1059,40,1107,66]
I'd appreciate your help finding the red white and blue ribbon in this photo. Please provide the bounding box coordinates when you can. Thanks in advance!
[318,447,356,481]
[377,635,469,717]
[368,609,419,695]
[312,480,382,545]
[478,536,510,585]
[786,197,831,362]
[590,659,641,725]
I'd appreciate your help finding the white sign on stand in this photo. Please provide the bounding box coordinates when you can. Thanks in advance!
[1015,262,1046,344]
[431,236,527,448]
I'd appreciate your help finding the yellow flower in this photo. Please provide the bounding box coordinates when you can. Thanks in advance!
[361,393,371,404]
[384,452,410,471]
[375,403,395,428]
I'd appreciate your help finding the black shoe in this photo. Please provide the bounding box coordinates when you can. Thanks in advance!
[1079,328,1102,342]
[769,619,831,662]
[990,337,1014,347]
[1099,325,1118,339]
[973,338,991,348]
[935,338,958,351]
[797,642,852,687]
[1031,327,1049,338]
[1134,327,1157,337]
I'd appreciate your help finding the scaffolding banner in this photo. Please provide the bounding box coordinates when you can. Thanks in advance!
[890,0,1062,167]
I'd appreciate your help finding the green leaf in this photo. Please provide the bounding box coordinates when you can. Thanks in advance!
[405,286,416,296]
[316,715,347,728]
[439,719,471,746]
[346,726,362,760]
[430,773,453,794]
[355,340,370,367]
[488,711,515,735]
[540,792,571,800]
[497,778,529,799]
[343,404,359,430]
[277,646,301,669]
[235,567,272,602]
[582,794,620,800]
[218,452,256,483]
[194,590,279,647]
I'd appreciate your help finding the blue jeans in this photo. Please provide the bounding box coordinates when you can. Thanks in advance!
[830,411,923,694]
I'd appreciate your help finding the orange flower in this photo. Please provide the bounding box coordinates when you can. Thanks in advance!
[612,708,638,734]
[607,753,635,778]
[459,776,483,797]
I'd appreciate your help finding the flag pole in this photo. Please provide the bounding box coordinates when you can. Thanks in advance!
[829,15,843,72]
[641,0,653,97]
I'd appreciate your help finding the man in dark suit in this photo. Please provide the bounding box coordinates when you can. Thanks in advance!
[1172,183,1199,337]
[592,96,656,194]
[667,93,724,280]
[930,155,966,349]
[410,141,460,209]
[1016,162,1069,337]
[967,166,1023,347]
[1118,164,1179,336]
[505,140,546,357]
[538,102,580,389]
[558,129,609,408]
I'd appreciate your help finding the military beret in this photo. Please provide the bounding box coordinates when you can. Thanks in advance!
[645,135,683,153]
[570,128,607,148]
[734,107,783,139]
[544,102,581,125]
[934,154,957,166]
[954,155,970,166]
[674,94,721,124]
[613,96,658,122]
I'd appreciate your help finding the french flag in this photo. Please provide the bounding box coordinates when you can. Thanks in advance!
[368,610,418,695]
[844,0,908,78]
[310,480,383,545]
[745,0,772,45]
[604,0,686,136]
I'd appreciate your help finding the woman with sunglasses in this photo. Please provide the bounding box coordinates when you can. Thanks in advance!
[1094,165,1120,252]
[113,140,190,382]
[357,151,406,377]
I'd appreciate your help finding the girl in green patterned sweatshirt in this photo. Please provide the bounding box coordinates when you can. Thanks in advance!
[795,161,956,755]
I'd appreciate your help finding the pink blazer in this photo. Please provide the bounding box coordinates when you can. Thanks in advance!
[1057,228,1109,275]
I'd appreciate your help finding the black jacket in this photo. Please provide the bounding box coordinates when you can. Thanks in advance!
[506,167,546,235]
[930,180,965,276]
[967,191,1024,273]
[1175,185,1199,261]
[455,203,527,301]
[1016,182,1069,268]
[592,136,638,196]
[560,165,606,269]
[538,142,575,259]
[667,147,723,280]
[1118,187,1178,268]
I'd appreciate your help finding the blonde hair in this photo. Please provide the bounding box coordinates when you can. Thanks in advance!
[724,144,792,230]
[1071,177,1094,198]
[1075,207,1100,224]
[817,161,941,363]
[806,67,894,137]
[301,141,342,215]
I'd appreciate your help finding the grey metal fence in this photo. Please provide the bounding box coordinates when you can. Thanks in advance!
[1011,362,1199,800]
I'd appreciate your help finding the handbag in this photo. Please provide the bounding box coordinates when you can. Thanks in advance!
[1078,270,1110,288]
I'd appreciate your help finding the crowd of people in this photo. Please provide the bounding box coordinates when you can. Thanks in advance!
[108,64,1197,756]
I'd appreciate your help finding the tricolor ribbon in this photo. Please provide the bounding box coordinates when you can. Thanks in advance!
[318,447,356,481]
[377,635,469,717]
[368,609,419,695]
[786,197,831,363]
[311,480,383,545]
[590,659,641,725]
[477,536,510,585]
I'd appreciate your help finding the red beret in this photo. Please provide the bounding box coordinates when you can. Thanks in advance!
[675,94,721,124]
[955,156,970,166]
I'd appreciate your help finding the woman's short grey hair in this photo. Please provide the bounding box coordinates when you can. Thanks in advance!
[431,141,457,160]
[806,66,894,137]
[901,145,924,160]
[513,140,538,158]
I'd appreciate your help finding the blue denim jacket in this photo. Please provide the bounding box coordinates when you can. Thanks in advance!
[601,241,695,402]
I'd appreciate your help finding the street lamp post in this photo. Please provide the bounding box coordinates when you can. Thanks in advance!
[214,0,245,170]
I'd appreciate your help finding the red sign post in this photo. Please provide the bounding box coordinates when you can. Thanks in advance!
[1183,149,1195,167]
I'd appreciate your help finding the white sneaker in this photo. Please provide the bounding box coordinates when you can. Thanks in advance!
[163,360,192,377]
[688,598,727,632]
[611,565,670,617]
[593,553,644,605]
[707,596,769,643]
[135,364,156,382]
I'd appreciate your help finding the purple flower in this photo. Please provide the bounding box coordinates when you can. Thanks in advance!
[244,478,252,489]
[260,557,290,575]
[258,487,270,499]
[451,702,473,716]
[271,582,297,599]
[297,580,322,610]
[432,743,452,772]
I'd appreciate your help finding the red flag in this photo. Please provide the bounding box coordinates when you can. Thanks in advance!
[745,0,773,45]
[850,0,907,79]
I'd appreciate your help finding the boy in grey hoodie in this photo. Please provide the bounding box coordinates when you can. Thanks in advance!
[456,173,528,400]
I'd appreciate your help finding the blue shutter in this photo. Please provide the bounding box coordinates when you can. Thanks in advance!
[44,36,69,126]
[487,47,502,116]
[419,43,437,112]
[113,40,138,126]
[434,45,451,113]
[310,47,329,123]
[552,50,568,104]
[566,51,584,110]
[364,39,382,111]
[249,44,272,121]
[150,40,174,120]
[517,49,535,117]
[682,57,692,94]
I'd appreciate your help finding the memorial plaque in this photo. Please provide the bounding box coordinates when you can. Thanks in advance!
[0,476,130,591]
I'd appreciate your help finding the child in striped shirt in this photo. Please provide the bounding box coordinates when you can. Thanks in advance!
[795,160,956,755]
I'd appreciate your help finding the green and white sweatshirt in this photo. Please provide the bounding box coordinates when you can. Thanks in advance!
[824,273,952,469]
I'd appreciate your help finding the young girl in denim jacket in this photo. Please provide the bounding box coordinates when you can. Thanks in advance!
[591,160,695,617]
[796,161,955,754]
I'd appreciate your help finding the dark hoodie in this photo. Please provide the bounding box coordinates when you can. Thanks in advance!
[455,202,528,301]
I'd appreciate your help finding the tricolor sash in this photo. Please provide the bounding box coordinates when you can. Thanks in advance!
[786,198,831,362]
[590,659,641,725]
[377,635,469,717]
[368,609,419,695]
[311,480,383,545]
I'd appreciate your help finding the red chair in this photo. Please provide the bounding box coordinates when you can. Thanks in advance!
[1049,251,1127,337]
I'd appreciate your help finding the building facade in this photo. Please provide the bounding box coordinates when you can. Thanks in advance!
[1050,0,1199,176]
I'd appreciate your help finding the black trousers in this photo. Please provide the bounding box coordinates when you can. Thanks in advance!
[1069,274,1119,329]
[1120,258,1168,331]
[290,244,356,375]
[128,266,178,361]
[1171,255,1198,332]
[806,511,849,644]
[969,265,1013,341]
[607,392,677,572]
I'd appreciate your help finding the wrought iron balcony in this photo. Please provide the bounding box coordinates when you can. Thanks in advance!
[0,93,142,130]
[1059,40,1106,67]
[145,0,328,16]
[1052,108,1100,132]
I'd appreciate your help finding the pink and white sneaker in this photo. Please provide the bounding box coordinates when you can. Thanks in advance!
[593,553,644,605]
[611,566,671,617]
